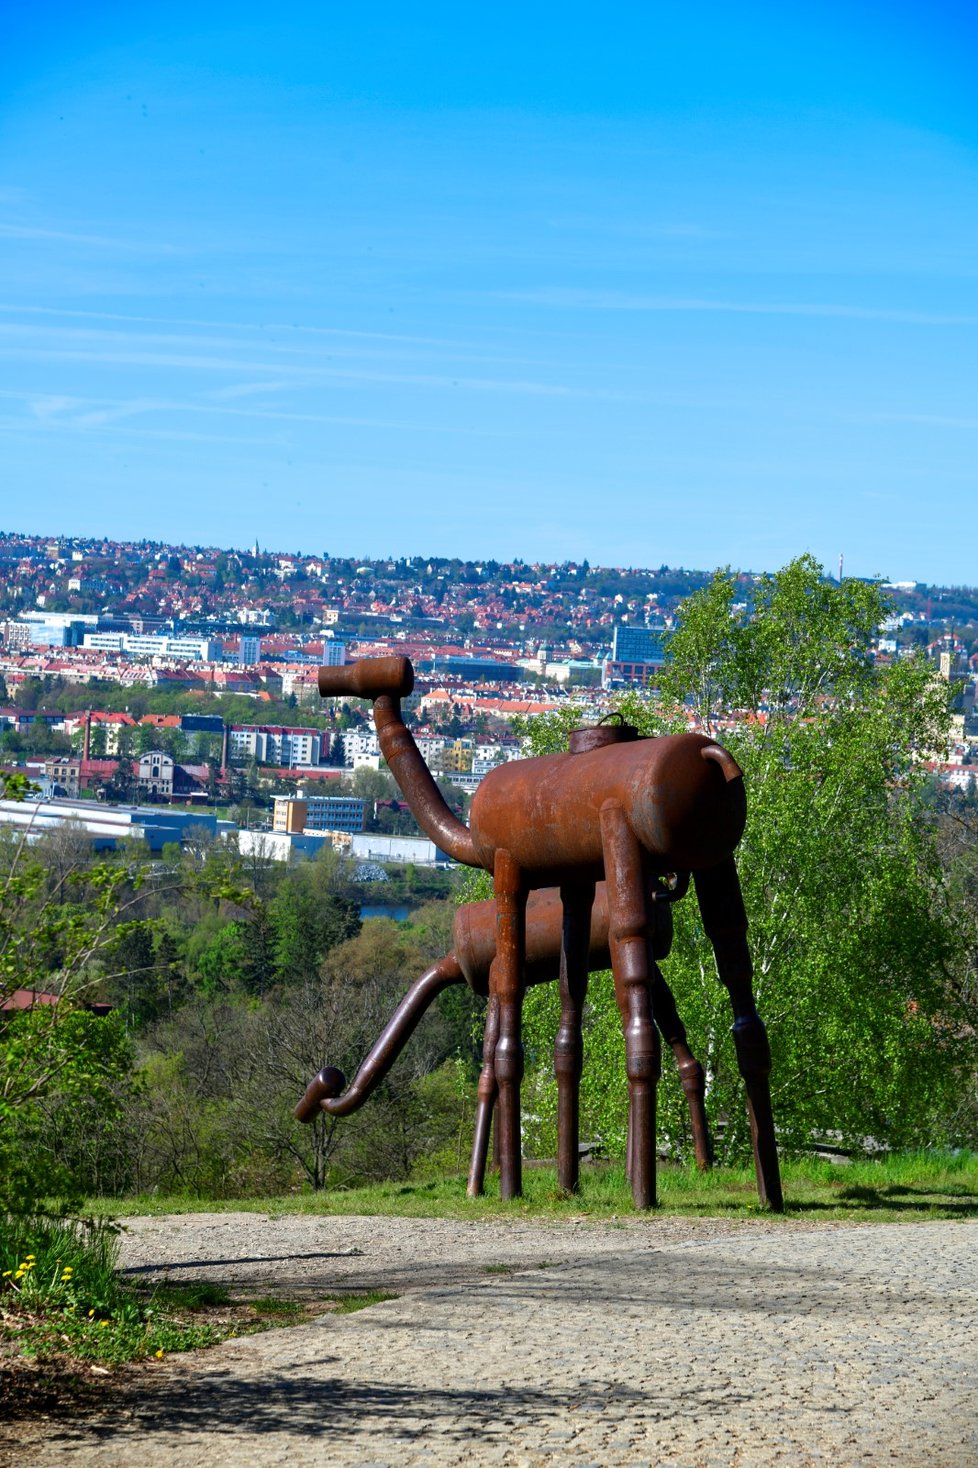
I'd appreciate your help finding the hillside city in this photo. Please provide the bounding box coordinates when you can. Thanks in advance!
[2,529,977,863]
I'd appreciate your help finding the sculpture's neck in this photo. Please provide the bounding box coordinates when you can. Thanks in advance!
[372,695,480,867]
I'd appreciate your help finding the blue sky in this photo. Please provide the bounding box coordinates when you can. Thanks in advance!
[1,2,976,583]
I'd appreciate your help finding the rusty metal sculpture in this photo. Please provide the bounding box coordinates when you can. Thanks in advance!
[295,881,713,1194]
[299,655,782,1211]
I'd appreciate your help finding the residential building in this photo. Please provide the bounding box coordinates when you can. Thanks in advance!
[239,635,262,666]
[273,797,308,833]
[228,724,323,767]
[339,728,380,765]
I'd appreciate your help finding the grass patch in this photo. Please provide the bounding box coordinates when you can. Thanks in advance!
[247,1297,304,1315]
[331,1290,399,1314]
[0,1216,234,1369]
[482,1263,516,1274]
[148,1281,231,1311]
[93,1149,978,1225]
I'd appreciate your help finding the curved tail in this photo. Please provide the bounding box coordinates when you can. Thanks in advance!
[294,953,464,1122]
[700,743,743,784]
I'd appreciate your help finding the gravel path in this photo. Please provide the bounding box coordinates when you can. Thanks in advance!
[10,1213,978,1467]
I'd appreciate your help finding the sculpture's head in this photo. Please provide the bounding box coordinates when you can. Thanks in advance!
[294,1066,347,1123]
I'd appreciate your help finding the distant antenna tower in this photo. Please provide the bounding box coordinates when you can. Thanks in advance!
[838,553,844,583]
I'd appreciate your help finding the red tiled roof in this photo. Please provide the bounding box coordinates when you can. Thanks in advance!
[2,989,59,1011]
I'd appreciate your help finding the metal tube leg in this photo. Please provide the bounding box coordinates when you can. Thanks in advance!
[694,859,782,1211]
[611,933,634,1183]
[601,803,660,1210]
[732,1010,781,1210]
[491,849,526,1202]
[649,964,713,1169]
[555,880,595,1194]
[467,994,499,1197]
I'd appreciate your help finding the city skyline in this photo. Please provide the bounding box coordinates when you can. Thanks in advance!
[2,4,977,584]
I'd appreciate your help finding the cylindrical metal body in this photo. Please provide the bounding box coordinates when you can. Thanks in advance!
[453,886,612,996]
[467,734,746,882]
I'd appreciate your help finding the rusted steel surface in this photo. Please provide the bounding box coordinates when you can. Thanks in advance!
[311,656,781,1211]
[295,881,713,1184]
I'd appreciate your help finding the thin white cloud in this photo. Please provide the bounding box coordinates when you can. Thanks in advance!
[0,301,468,349]
[29,394,84,419]
[0,339,612,398]
[208,381,294,402]
[503,289,978,326]
[0,385,519,436]
[0,222,183,253]
[859,411,978,429]
[0,309,562,372]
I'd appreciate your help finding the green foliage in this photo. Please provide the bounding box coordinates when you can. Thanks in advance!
[0,1214,224,1365]
[268,873,360,987]
[0,848,141,1215]
[521,557,976,1163]
[0,770,40,801]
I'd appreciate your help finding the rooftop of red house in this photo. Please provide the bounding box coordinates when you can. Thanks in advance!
[2,989,60,1010]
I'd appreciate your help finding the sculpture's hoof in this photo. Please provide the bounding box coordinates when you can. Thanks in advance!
[294,1066,347,1122]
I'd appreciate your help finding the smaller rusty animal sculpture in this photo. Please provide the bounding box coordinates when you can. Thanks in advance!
[296,882,714,1193]
[302,655,781,1212]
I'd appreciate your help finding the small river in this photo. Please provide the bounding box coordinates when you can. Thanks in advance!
[359,904,412,922]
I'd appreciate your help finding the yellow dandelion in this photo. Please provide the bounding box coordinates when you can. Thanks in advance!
[154,1349,165,1360]
[61,1266,73,1275]
[2,1270,11,1278]
[88,1309,95,1318]
[26,1254,35,1262]
[100,1319,109,1327]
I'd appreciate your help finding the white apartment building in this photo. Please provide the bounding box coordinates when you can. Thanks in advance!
[471,740,522,769]
[415,734,449,764]
[228,725,323,766]
[83,632,222,661]
[320,640,346,666]
[339,728,380,765]
[351,750,382,771]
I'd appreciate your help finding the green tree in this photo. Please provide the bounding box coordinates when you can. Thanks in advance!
[269,852,361,988]
[0,839,140,1212]
[521,556,976,1163]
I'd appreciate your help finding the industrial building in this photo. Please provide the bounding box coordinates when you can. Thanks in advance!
[0,796,219,851]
